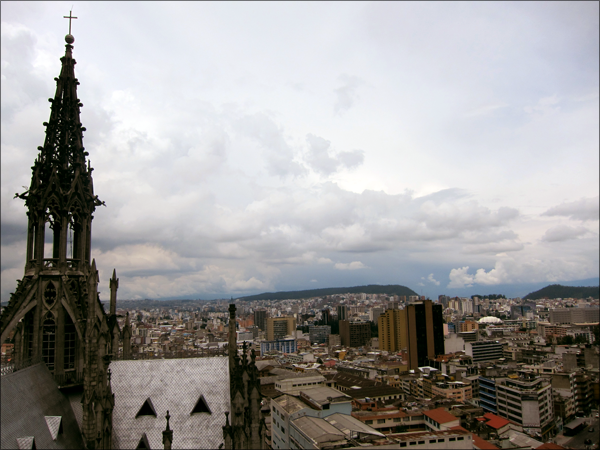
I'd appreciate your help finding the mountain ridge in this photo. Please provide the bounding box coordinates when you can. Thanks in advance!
[237,284,419,301]
[523,284,599,300]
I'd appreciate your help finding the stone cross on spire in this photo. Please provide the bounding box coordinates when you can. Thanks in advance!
[64,10,78,35]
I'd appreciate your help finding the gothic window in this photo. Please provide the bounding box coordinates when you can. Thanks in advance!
[64,311,76,370]
[44,282,57,307]
[44,220,53,260]
[42,313,56,371]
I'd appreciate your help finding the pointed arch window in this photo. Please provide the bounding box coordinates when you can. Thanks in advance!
[42,313,56,371]
[64,311,76,370]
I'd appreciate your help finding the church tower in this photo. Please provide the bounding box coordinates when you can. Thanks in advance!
[0,21,118,449]
[223,304,267,449]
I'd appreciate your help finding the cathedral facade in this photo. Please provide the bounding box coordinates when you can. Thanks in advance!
[0,27,265,450]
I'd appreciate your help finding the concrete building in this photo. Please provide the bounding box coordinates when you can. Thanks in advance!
[260,337,297,356]
[274,375,327,395]
[495,375,554,440]
[378,300,444,370]
[308,325,331,344]
[254,309,267,331]
[271,386,352,449]
[464,340,503,363]
[549,307,599,324]
[378,309,407,353]
[339,320,371,348]
[459,320,479,333]
[328,334,341,347]
[370,307,384,323]
[267,316,297,340]
[337,305,349,321]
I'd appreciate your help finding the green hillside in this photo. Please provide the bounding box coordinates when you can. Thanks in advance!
[523,284,599,300]
[237,284,418,301]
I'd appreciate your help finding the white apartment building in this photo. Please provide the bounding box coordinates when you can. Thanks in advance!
[464,340,503,363]
[495,375,554,440]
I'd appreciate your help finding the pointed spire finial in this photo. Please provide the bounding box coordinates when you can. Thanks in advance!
[64,9,77,43]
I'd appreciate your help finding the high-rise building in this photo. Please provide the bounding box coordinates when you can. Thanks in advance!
[321,309,331,325]
[266,316,296,340]
[254,309,267,331]
[337,305,348,321]
[378,300,444,370]
[339,321,371,347]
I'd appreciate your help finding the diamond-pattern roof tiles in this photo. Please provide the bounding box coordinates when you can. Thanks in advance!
[109,357,229,450]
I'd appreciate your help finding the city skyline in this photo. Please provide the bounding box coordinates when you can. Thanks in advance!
[1,2,598,301]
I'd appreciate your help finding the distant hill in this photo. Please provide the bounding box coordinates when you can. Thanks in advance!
[523,284,599,300]
[237,284,418,302]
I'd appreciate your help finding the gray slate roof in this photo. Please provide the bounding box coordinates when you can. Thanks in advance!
[109,356,230,450]
[0,363,85,449]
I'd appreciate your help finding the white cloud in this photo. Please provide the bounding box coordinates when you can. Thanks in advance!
[333,74,364,115]
[1,2,598,300]
[427,273,440,286]
[542,197,599,221]
[542,225,591,242]
[334,261,367,271]
[305,134,364,176]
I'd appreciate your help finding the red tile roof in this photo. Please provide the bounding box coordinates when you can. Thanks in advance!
[472,434,500,450]
[536,444,566,450]
[424,407,458,424]
[482,412,510,430]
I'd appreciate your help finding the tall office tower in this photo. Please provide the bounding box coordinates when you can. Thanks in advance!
[337,305,349,321]
[339,320,371,347]
[321,309,331,325]
[254,309,267,331]
[266,316,297,340]
[378,300,444,370]
[388,301,399,310]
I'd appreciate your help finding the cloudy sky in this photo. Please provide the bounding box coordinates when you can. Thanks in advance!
[2,2,598,301]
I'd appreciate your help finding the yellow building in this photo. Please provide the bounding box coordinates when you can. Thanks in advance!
[266,316,296,340]
[378,309,408,353]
